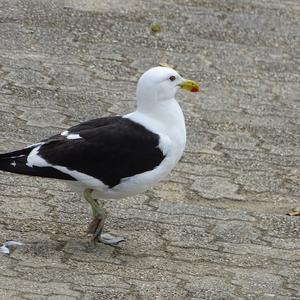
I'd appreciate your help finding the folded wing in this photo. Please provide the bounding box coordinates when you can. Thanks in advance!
[0,117,165,188]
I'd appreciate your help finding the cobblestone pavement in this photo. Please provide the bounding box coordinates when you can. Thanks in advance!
[0,0,299,299]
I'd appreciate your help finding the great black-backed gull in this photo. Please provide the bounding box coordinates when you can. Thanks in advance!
[0,66,199,245]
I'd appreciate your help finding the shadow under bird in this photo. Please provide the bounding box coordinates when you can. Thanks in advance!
[0,66,200,245]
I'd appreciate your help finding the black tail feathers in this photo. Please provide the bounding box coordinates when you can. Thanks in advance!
[0,148,32,174]
[0,148,74,180]
[0,148,32,160]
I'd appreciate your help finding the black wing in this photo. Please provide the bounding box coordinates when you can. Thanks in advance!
[0,117,165,188]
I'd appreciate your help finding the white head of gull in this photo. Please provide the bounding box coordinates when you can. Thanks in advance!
[126,66,199,161]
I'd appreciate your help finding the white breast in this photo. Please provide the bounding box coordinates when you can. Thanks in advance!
[97,99,186,199]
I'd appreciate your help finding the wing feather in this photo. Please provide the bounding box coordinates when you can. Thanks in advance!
[16,117,165,187]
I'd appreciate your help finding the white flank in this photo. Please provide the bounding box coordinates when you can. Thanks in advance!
[54,165,107,189]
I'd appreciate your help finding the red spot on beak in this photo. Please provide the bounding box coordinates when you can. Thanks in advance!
[191,87,199,93]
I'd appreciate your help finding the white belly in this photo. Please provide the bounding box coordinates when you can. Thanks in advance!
[102,148,183,198]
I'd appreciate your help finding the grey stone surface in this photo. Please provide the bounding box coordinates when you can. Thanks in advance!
[0,0,299,299]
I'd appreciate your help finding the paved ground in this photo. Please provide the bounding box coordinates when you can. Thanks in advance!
[0,0,299,299]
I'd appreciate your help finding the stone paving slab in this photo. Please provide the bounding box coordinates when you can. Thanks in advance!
[0,0,299,299]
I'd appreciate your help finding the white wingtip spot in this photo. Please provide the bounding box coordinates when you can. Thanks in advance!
[61,130,69,136]
[61,131,82,140]
[10,161,16,167]
[66,133,82,140]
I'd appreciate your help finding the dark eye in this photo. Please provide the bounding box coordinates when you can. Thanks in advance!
[169,75,176,81]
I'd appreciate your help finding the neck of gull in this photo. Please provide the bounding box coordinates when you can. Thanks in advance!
[125,95,186,150]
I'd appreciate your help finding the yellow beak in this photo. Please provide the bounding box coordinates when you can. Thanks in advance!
[180,80,200,93]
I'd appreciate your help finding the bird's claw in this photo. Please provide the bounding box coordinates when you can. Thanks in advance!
[98,233,126,246]
[87,217,126,246]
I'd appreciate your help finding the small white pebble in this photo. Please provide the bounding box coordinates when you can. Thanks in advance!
[0,241,24,255]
